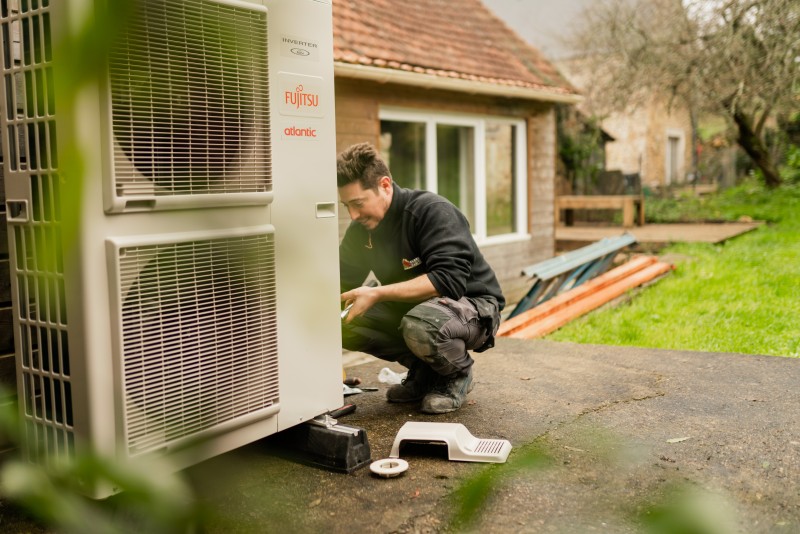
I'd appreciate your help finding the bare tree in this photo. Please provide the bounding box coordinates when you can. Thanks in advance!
[569,0,800,188]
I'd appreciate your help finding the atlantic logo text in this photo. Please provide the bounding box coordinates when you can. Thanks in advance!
[284,126,317,138]
[285,84,319,110]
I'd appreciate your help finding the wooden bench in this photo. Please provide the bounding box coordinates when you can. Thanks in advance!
[556,195,645,227]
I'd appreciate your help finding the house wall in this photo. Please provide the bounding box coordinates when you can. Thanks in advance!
[603,95,693,189]
[334,77,557,305]
[601,108,650,179]
[555,57,693,190]
[646,97,694,187]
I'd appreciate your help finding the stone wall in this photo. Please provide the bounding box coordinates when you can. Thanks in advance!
[555,57,694,190]
[603,95,693,189]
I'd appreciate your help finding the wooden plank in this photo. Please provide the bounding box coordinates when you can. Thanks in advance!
[557,195,635,209]
[508,261,674,339]
[622,197,634,227]
[499,255,657,337]
[556,222,762,246]
[556,195,645,227]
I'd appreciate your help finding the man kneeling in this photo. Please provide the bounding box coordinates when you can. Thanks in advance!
[337,143,504,414]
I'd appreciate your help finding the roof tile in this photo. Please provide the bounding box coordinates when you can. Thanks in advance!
[332,0,578,96]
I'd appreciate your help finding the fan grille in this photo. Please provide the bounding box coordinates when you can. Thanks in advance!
[118,233,279,455]
[109,0,271,198]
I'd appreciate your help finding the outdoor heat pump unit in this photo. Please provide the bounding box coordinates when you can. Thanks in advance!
[0,0,343,497]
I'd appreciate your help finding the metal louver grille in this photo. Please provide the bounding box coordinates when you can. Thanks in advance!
[118,233,278,455]
[109,0,271,198]
[0,0,75,463]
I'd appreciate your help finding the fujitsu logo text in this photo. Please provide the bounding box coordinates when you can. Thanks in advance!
[285,84,319,109]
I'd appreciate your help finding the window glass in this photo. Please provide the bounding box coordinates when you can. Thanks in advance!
[485,121,516,236]
[379,111,526,240]
[379,121,426,190]
[437,124,475,229]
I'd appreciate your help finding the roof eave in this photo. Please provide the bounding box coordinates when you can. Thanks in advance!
[334,62,583,105]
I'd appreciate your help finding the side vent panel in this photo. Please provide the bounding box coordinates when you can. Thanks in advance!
[115,232,279,456]
[1,1,74,464]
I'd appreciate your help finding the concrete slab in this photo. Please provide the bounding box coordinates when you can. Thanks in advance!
[186,339,800,533]
[556,222,762,249]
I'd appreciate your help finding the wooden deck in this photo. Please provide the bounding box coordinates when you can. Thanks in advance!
[556,221,763,248]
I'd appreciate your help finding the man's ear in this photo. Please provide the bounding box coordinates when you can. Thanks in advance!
[378,175,393,191]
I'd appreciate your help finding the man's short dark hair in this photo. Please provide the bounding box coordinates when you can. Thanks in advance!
[336,142,392,190]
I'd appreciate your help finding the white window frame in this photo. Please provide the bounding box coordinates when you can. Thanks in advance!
[380,107,529,245]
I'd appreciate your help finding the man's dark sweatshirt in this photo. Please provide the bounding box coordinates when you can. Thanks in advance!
[339,184,505,314]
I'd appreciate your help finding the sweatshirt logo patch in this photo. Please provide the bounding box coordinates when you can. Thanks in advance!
[402,257,421,270]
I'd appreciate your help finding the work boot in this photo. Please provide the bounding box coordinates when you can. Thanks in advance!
[420,367,474,414]
[386,362,437,403]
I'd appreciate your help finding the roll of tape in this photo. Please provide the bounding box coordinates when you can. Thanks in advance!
[369,458,409,478]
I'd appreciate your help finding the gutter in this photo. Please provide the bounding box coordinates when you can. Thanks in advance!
[334,62,583,105]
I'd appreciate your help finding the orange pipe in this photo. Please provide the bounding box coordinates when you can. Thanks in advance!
[499,255,657,337]
[508,261,674,339]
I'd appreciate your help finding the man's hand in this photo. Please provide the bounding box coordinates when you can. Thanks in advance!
[340,275,440,323]
[341,285,381,323]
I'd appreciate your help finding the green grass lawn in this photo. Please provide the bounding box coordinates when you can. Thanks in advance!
[546,182,800,357]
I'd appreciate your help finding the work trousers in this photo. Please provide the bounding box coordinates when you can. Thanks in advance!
[341,296,499,377]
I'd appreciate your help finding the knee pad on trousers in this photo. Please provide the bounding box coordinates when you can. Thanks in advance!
[400,314,464,376]
[400,314,437,359]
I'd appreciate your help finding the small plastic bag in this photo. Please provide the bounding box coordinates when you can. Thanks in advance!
[378,367,407,385]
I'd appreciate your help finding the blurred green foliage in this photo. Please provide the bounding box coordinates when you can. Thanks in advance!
[645,179,800,224]
[637,484,738,534]
[779,145,800,184]
[0,387,198,533]
[449,441,554,529]
[0,1,200,531]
